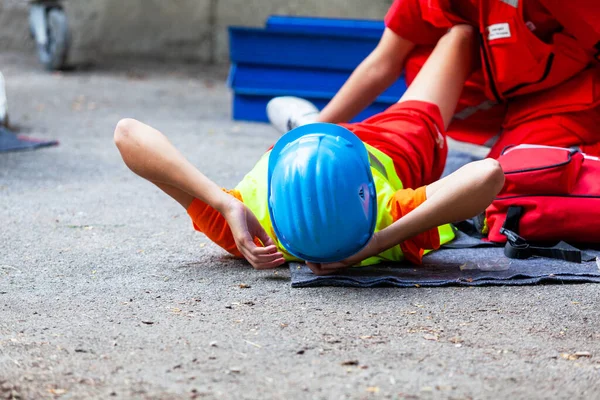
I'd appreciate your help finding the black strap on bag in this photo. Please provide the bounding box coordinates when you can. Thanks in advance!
[499,206,595,263]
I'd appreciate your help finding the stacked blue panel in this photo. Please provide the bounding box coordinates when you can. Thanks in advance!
[228,16,407,123]
[265,15,384,39]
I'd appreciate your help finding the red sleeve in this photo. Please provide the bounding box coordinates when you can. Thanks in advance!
[341,100,448,189]
[389,186,441,265]
[384,0,449,45]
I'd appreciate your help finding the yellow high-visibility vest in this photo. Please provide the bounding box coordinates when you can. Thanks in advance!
[235,144,455,265]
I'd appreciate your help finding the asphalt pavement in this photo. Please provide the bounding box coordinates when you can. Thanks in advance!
[1,52,599,400]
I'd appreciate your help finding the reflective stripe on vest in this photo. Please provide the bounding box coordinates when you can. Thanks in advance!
[365,143,403,191]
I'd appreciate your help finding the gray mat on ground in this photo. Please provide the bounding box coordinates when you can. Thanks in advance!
[289,150,600,288]
[289,231,600,287]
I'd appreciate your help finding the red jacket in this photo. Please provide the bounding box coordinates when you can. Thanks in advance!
[478,0,592,102]
[385,0,600,119]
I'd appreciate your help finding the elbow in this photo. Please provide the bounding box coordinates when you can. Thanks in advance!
[114,118,140,150]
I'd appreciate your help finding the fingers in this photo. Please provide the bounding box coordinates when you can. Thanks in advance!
[253,257,286,270]
[252,245,280,255]
[305,262,325,275]
[238,238,285,270]
[305,261,347,276]
[251,251,286,268]
[255,227,276,248]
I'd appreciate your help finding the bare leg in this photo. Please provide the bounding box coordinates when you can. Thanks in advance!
[398,25,478,130]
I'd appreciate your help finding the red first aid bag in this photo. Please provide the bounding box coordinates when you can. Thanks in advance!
[485,144,600,262]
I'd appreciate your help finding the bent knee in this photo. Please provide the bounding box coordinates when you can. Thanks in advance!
[113,118,141,148]
[481,158,505,193]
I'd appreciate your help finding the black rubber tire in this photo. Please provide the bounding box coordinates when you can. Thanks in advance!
[37,7,70,71]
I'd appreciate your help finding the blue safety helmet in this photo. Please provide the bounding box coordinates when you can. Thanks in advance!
[267,123,377,263]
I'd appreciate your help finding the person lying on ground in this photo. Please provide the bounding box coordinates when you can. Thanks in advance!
[114,25,505,275]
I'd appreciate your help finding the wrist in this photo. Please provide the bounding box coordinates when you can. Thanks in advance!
[214,191,237,217]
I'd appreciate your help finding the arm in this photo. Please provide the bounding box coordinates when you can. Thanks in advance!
[306,26,490,275]
[316,28,415,124]
[307,159,505,274]
[377,159,505,253]
[113,118,285,270]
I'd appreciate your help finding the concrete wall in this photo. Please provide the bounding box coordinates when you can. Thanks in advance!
[0,0,392,65]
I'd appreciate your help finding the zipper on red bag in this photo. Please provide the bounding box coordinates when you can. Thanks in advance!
[502,145,577,174]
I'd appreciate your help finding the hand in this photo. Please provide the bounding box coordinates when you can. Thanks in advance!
[222,197,285,270]
[305,232,382,275]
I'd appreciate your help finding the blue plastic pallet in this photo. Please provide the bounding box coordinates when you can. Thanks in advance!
[228,63,406,103]
[233,93,392,123]
[265,15,384,39]
[229,27,379,71]
[228,16,400,123]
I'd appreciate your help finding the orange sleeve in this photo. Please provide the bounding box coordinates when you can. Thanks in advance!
[186,189,244,258]
[389,186,441,265]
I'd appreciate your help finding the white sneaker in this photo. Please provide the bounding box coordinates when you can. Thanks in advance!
[0,72,8,127]
[266,96,320,134]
